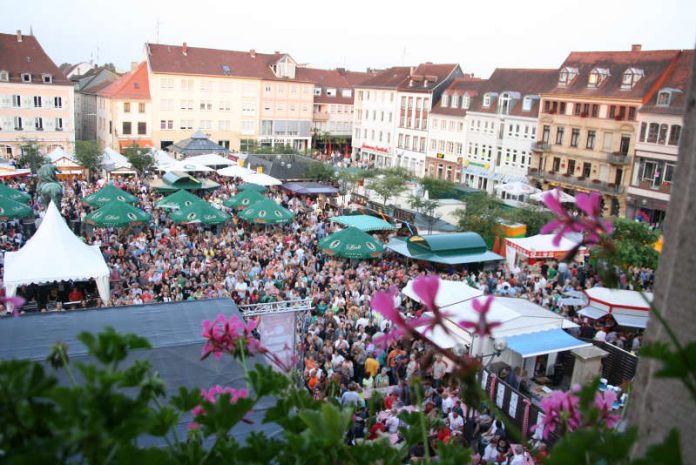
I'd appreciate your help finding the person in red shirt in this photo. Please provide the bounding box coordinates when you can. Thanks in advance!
[384,391,399,410]
[368,421,385,440]
[67,287,84,303]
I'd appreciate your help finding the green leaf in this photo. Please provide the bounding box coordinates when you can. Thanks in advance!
[631,429,681,465]
[148,406,179,437]
[246,363,289,398]
[298,403,352,446]
[642,341,696,380]
[544,427,637,465]
[170,387,203,412]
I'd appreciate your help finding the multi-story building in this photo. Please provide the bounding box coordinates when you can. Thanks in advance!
[95,61,152,150]
[459,69,556,192]
[427,77,485,183]
[394,64,462,175]
[353,63,462,173]
[295,67,373,155]
[0,30,75,159]
[73,66,120,140]
[627,50,693,227]
[146,43,313,152]
[529,46,682,215]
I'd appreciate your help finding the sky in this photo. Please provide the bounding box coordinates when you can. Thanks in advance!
[2,0,695,77]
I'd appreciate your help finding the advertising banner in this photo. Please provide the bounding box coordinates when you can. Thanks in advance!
[258,312,296,372]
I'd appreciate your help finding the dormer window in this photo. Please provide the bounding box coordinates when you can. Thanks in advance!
[326,88,336,97]
[341,89,351,98]
[314,87,321,96]
[558,67,578,86]
[588,68,610,88]
[0,70,8,82]
[522,96,534,112]
[441,93,450,108]
[21,73,31,83]
[498,93,512,114]
[462,94,470,109]
[451,95,459,109]
[657,90,672,106]
[483,94,491,107]
[621,67,644,90]
[42,73,53,84]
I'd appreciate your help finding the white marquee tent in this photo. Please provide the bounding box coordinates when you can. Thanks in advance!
[240,172,282,186]
[578,287,653,328]
[217,165,255,177]
[3,201,110,305]
[163,159,214,173]
[504,234,585,267]
[101,148,134,173]
[186,154,236,167]
[151,149,176,170]
[402,278,483,309]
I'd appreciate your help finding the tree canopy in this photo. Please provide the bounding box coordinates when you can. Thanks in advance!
[17,140,48,174]
[123,144,154,174]
[74,140,103,173]
[306,162,337,183]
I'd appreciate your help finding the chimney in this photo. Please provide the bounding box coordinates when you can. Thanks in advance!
[250,49,256,58]
[16,30,22,43]
[130,61,138,71]
[631,44,642,52]
[182,42,188,56]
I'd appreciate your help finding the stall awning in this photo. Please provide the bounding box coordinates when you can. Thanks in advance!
[578,306,609,319]
[282,182,339,195]
[330,215,395,232]
[506,328,591,358]
[611,313,649,329]
[119,139,153,149]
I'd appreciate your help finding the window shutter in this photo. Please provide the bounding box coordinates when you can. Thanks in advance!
[45,118,55,130]
[22,96,32,107]
[0,95,10,108]
[45,97,54,109]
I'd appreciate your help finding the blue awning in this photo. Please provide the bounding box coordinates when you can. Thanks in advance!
[578,306,609,319]
[506,328,591,358]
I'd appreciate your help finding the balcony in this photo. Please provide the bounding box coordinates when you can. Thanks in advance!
[531,141,551,152]
[529,170,625,196]
[632,180,672,195]
[607,153,631,165]
[313,112,330,122]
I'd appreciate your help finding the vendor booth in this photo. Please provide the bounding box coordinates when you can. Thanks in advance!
[387,232,503,266]
[579,287,653,329]
[504,234,584,267]
[3,201,110,306]
[47,148,85,177]
[185,153,236,168]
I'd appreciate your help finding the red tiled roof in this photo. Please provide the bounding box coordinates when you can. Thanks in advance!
[97,62,150,100]
[356,66,412,89]
[0,32,70,85]
[147,43,309,82]
[431,77,486,116]
[640,50,694,115]
[295,67,376,104]
[545,49,682,100]
[467,68,558,116]
[356,63,461,92]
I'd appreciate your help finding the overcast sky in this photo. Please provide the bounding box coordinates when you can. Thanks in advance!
[3,0,695,77]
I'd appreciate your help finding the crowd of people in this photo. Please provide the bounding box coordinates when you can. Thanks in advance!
[0,171,653,463]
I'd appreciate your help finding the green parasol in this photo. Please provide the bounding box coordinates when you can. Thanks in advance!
[0,183,31,203]
[318,227,384,259]
[0,195,33,220]
[155,189,205,210]
[168,201,230,225]
[85,200,151,227]
[238,183,268,193]
[82,184,138,207]
[223,190,266,209]
[237,198,294,224]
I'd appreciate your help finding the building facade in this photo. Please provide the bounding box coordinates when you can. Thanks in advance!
[529,47,681,216]
[0,31,75,159]
[627,50,693,227]
[74,66,120,140]
[146,43,313,152]
[96,62,152,150]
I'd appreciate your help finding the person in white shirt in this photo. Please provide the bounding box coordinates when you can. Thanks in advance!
[509,445,526,465]
[441,392,455,415]
[594,328,607,342]
[447,410,464,434]
[385,409,400,434]
[482,435,500,463]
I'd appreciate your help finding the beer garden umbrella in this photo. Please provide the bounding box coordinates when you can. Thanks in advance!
[237,198,294,225]
[0,195,33,220]
[318,227,384,259]
[0,183,31,203]
[238,183,268,193]
[168,201,230,225]
[82,184,138,207]
[85,200,151,228]
[154,189,204,210]
[223,190,266,209]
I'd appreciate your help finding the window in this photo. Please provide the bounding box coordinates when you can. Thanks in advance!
[582,162,592,178]
[180,99,193,111]
[180,120,193,130]
[658,124,668,144]
[567,159,576,175]
[462,95,470,109]
[199,100,212,111]
[160,78,174,89]
[621,68,644,90]
[669,125,682,146]
[555,127,565,145]
[14,116,23,130]
[639,122,647,142]
[451,95,459,108]
[219,100,231,111]
[483,94,491,107]
[137,122,147,135]
[609,105,616,119]
[574,102,582,116]
[542,125,550,143]
[34,117,43,131]
[552,157,561,172]
[498,93,511,114]
[326,88,336,97]
[603,132,614,151]
[181,79,194,90]
[558,67,577,86]
[124,102,131,113]
[138,102,145,113]
[657,91,671,106]
[42,73,52,84]
[55,117,63,131]
[586,130,596,149]
[0,70,8,81]
[160,120,173,130]
[314,87,322,96]
[588,68,609,88]
[122,122,132,135]
[559,102,566,114]
[33,96,42,108]
[522,96,533,112]
[570,128,580,147]
[21,73,31,83]
[54,96,62,108]
[12,95,21,107]
[619,135,631,155]
[218,120,230,131]
[647,123,659,143]
[441,94,449,107]
[591,104,599,117]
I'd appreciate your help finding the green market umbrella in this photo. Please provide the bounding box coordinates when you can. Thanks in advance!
[0,183,31,203]
[169,201,230,225]
[238,183,268,193]
[155,189,205,210]
[82,184,138,207]
[0,195,33,220]
[85,200,151,227]
[150,178,221,192]
[319,227,384,259]
[223,190,266,209]
[237,198,294,225]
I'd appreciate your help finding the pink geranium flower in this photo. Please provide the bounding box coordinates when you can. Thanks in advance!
[458,295,501,337]
[412,275,439,312]
[370,287,405,326]
[189,386,249,430]
[538,386,582,439]
[201,314,262,360]
[575,192,614,245]
[594,390,622,429]
[540,188,585,246]
[540,188,613,247]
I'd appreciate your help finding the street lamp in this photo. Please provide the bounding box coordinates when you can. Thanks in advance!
[479,337,508,369]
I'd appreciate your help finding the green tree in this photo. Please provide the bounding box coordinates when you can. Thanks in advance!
[306,162,337,183]
[74,140,103,175]
[453,193,504,246]
[409,195,440,234]
[123,144,154,174]
[420,177,457,199]
[369,173,408,207]
[605,217,661,269]
[17,140,48,173]
[502,205,555,236]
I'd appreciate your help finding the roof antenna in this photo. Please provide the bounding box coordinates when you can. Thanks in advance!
[156,18,160,44]
[29,24,33,36]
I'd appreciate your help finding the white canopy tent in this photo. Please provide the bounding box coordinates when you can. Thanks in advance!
[163,159,214,173]
[240,172,282,186]
[494,181,540,197]
[186,154,236,167]
[402,278,483,309]
[217,165,255,178]
[101,148,134,173]
[505,234,584,268]
[3,202,110,305]
[151,150,176,171]
[530,190,576,204]
[579,287,653,329]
